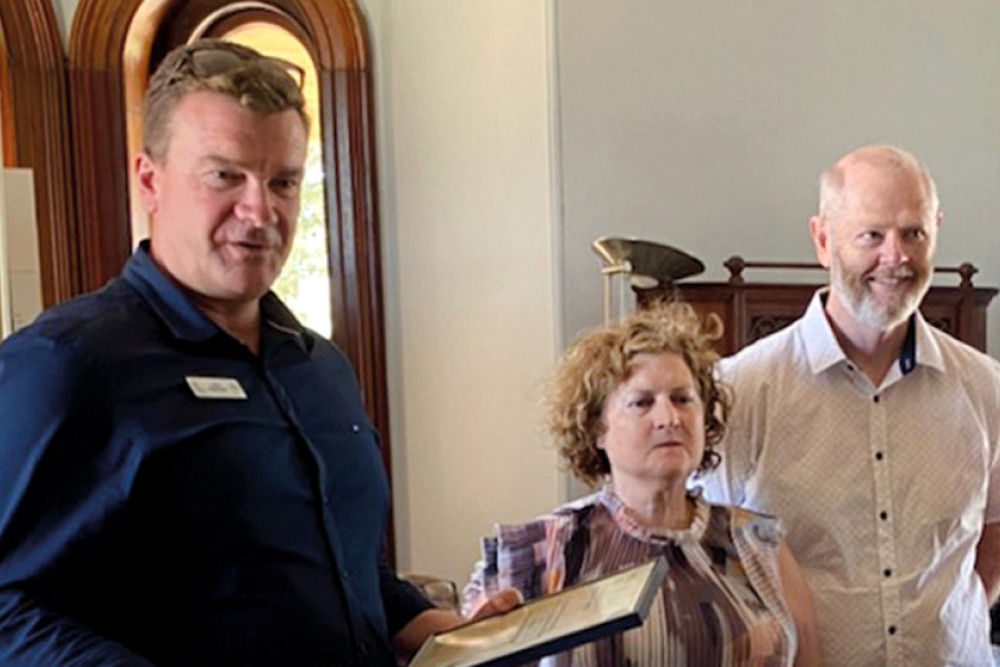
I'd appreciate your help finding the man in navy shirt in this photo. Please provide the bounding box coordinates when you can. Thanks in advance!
[0,39,514,666]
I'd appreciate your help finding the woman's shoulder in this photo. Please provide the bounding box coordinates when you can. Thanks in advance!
[492,491,604,546]
[468,491,606,605]
[706,502,782,546]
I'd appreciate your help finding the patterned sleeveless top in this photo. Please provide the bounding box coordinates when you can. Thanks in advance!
[463,487,795,666]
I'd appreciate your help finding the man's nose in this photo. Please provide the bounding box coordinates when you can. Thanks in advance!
[236,180,278,226]
[881,231,909,265]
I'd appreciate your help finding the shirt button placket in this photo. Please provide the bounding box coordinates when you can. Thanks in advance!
[870,390,903,664]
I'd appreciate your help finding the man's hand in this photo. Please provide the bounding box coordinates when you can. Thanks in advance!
[392,588,524,658]
[467,588,524,621]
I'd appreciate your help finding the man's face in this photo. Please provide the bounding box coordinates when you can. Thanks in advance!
[813,163,939,332]
[136,91,308,309]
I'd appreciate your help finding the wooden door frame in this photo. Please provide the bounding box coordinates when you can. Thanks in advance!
[69,0,394,560]
[0,0,79,305]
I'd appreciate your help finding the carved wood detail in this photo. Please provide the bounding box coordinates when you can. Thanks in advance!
[640,260,997,355]
[0,0,79,305]
[747,315,797,344]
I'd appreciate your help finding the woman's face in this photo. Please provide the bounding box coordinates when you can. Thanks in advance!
[598,351,706,490]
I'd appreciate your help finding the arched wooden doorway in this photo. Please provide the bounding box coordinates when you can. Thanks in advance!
[69,0,394,559]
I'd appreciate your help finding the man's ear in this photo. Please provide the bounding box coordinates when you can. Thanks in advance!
[809,215,832,269]
[135,152,160,216]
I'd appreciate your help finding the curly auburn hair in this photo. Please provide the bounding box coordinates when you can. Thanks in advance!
[547,300,730,487]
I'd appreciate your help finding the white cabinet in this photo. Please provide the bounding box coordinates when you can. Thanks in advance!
[0,167,42,339]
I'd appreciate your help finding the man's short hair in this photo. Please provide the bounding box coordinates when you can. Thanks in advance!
[143,38,308,162]
[818,144,940,221]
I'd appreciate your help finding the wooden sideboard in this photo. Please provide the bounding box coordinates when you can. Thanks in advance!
[637,256,997,356]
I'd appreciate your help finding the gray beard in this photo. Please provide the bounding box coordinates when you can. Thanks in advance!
[830,263,931,331]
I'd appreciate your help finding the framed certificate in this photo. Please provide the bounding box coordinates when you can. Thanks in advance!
[410,556,668,667]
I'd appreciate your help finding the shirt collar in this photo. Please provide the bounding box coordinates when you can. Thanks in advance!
[799,287,945,376]
[597,484,710,544]
[910,305,945,373]
[122,241,308,351]
[260,293,311,353]
[122,241,218,342]
[799,288,847,375]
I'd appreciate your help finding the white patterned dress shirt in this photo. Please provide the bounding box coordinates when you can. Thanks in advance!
[701,289,1000,666]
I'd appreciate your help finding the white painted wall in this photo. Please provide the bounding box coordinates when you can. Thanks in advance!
[368,0,561,586]
[49,0,75,42]
[556,0,1000,358]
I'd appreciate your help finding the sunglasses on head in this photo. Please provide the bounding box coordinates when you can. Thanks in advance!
[167,44,305,89]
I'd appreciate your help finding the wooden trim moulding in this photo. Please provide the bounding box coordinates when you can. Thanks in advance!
[0,0,80,305]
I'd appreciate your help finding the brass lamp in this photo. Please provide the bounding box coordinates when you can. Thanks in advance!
[592,236,704,324]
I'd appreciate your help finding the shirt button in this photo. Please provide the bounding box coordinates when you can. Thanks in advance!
[873,394,880,403]
[875,452,884,461]
[883,568,892,577]
[888,625,897,635]
[351,424,360,433]
[880,511,888,520]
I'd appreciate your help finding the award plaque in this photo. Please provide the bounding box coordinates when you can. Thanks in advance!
[410,556,668,667]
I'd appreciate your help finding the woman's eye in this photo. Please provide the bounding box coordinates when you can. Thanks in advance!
[673,391,699,406]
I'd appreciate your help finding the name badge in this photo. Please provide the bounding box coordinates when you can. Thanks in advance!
[185,376,248,400]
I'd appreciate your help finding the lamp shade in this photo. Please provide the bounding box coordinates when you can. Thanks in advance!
[591,236,705,288]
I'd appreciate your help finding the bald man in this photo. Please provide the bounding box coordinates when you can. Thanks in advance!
[703,145,1000,665]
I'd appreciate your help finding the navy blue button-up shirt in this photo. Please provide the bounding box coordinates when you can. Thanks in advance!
[0,244,430,666]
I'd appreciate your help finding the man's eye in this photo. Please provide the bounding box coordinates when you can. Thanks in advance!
[272,178,300,193]
[857,231,883,245]
[209,170,240,183]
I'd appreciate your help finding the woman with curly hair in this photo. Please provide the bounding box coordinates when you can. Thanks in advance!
[463,301,820,666]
